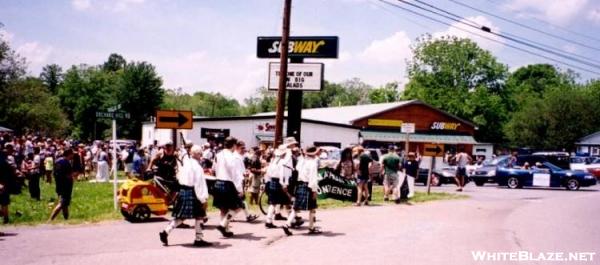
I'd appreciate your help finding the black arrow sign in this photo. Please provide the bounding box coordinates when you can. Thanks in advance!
[425,146,442,154]
[158,113,189,127]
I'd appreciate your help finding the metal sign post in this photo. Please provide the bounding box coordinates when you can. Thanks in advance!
[95,107,130,210]
[423,143,445,195]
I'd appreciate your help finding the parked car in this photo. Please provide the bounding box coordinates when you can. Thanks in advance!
[318,146,341,169]
[531,152,570,170]
[469,155,510,186]
[415,165,470,186]
[570,156,591,171]
[496,161,597,190]
[584,157,600,179]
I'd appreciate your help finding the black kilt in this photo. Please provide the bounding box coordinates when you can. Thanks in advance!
[266,178,291,205]
[172,186,205,219]
[212,180,244,211]
[293,182,317,210]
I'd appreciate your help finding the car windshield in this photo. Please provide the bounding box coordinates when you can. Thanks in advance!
[592,158,600,164]
[542,162,563,171]
[570,157,585,163]
[484,156,507,166]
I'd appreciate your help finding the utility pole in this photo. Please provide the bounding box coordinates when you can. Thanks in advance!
[274,0,292,147]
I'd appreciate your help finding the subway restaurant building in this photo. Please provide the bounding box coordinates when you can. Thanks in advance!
[142,100,480,160]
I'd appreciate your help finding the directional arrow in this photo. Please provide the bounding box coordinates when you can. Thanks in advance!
[425,146,442,154]
[158,113,189,127]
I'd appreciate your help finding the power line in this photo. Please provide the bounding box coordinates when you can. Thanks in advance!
[483,0,600,44]
[449,0,600,52]
[377,0,600,75]
[399,0,600,71]
[412,0,600,66]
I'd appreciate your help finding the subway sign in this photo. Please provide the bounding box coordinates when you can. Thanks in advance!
[257,36,339,58]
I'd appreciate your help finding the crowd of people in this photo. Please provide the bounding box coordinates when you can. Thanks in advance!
[1,130,462,247]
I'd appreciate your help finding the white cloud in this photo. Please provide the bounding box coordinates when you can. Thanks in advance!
[0,29,15,43]
[433,16,504,53]
[358,31,412,64]
[504,0,588,25]
[71,0,145,12]
[588,8,600,23]
[16,42,53,73]
[71,0,91,11]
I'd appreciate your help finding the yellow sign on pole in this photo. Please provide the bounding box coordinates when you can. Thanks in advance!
[423,143,444,157]
[155,110,193,129]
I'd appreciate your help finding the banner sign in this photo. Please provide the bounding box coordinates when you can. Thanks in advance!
[317,169,357,201]
[268,62,324,91]
[367,119,403,127]
[257,36,339,58]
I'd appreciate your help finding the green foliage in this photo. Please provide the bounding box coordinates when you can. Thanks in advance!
[403,35,509,143]
[368,82,400,103]
[0,78,69,135]
[102,53,126,72]
[0,28,26,93]
[162,88,240,117]
[39,64,63,94]
[58,64,117,140]
[114,61,164,139]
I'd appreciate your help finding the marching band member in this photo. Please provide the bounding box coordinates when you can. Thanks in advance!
[159,145,211,247]
[283,146,322,235]
[264,145,292,228]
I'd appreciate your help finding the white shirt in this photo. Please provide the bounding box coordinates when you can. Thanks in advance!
[232,152,246,192]
[265,156,291,186]
[215,149,243,192]
[177,157,209,203]
[296,156,319,191]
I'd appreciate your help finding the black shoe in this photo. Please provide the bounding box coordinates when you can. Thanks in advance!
[282,225,293,236]
[177,223,192,228]
[308,227,322,235]
[159,231,168,246]
[291,219,304,228]
[193,239,213,247]
[265,222,277,229]
[217,225,234,237]
[246,214,258,222]
[384,197,389,201]
[274,213,286,221]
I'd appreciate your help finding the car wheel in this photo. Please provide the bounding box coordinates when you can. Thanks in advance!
[566,178,580,191]
[131,205,151,222]
[474,180,485,187]
[507,177,520,189]
[430,174,441,186]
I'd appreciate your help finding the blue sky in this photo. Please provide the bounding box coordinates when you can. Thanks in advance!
[1,0,600,101]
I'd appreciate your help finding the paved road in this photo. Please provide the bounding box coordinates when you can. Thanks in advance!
[1,183,599,265]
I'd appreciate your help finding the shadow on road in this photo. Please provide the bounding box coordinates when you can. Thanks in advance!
[178,242,232,249]
[300,231,345,237]
[227,232,265,241]
[0,232,18,237]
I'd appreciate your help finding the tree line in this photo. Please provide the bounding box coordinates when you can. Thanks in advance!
[2,28,599,151]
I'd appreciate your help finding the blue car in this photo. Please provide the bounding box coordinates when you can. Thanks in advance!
[496,162,597,190]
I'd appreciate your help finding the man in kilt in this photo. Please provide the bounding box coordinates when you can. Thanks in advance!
[212,137,245,237]
[159,145,211,247]
[264,145,293,228]
[232,140,258,222]
[283,146,322,235]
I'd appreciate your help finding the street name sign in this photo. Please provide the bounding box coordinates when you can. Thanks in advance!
[96,111,130,119]
[268,62,324,91]
[155,110,193,129]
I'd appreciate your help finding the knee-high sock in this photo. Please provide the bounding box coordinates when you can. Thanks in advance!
[274,204,281,214]
[286,209,297,227]
[407,176,415,198]
[165,219,183,234]
[220,214,231,230]
[266,205,275,223]
[309,211,316,229]
[194,219,204,241]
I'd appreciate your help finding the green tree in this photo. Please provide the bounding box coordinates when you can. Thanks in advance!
[241,87,276,115]
[403,35,509,143]
[0,78,69,135]
[368,82,400,103]
[58,65,116,140]
[302,81,344,108]
[103,53,127,72]
[114,61,164,139]
[0,26,26,93]
[39,64,63,94]
[505,64,574,111]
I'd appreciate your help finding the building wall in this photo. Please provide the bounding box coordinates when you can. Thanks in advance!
[353,103,476,135]
[142,119,359,148]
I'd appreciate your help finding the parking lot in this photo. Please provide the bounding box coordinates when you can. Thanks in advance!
[2,182,598,265]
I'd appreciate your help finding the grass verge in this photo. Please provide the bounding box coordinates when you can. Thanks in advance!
[4,178,467,226]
